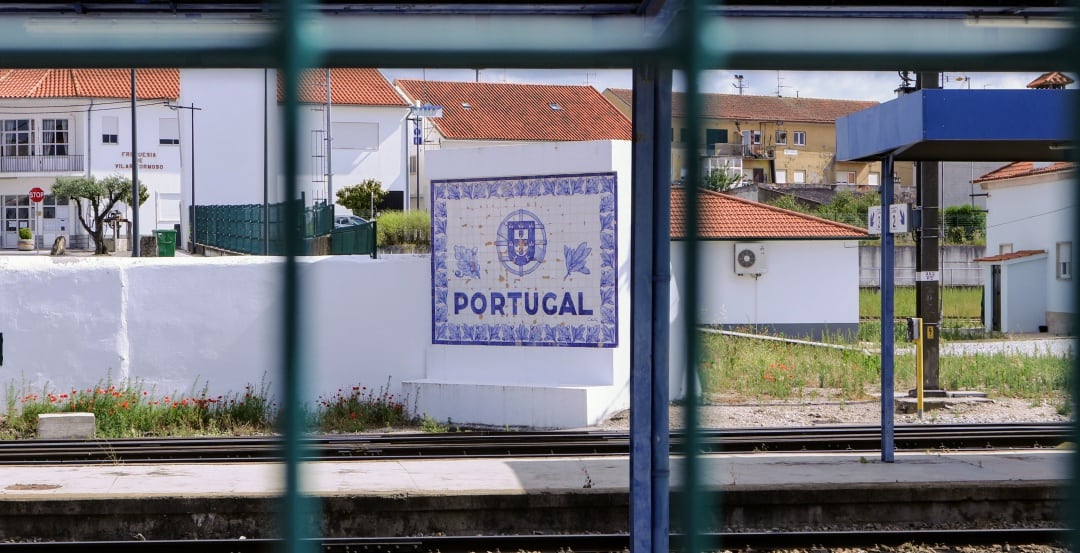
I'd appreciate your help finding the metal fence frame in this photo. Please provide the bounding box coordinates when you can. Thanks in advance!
[2,2,1075,552]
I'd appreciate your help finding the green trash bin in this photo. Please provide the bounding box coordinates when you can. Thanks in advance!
[153,229,176,257]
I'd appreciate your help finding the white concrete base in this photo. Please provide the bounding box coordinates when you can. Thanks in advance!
[403,379,627,429]
[38,413,96,439]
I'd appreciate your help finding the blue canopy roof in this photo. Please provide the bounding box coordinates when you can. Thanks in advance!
[836,89,1075,162]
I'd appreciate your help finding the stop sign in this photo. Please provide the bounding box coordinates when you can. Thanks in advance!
[29,187,44,203]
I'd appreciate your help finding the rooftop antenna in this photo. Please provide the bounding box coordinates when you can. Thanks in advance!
[584,71,596,85]
[733,74,747,95]
[775,71,787,97]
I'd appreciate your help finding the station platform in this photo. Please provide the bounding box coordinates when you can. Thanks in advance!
[0,450,1068,541]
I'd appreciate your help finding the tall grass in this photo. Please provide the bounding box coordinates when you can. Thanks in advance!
[860,286,982,320]
[699,332,1069,402]
[376,210,430,247]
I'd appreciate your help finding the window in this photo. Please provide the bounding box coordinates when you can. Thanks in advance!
[836,170,856,184]
[1,119,32,156]
[869,172,880,186]
[793,131,806,146]
[331,122,378,151]
[679,127,689,144]
[741,130,761,145]
[159,118,180,145]
[42,119,69,156]
[775,169,787,184]
[775,130,787,145]
[102,116,119,144]
[793,170,806,184]
[1057,242,1072,280]
[999,243,1013,255]
[705,128,727,148]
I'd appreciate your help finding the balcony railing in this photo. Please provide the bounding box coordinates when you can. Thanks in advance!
[0,155,84,173]
[706,143,774,159]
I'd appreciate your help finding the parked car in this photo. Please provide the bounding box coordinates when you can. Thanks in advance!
[335,215,368,228]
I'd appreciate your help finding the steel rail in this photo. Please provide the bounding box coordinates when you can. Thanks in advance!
[0,423,1066,464]
[0,528,1066,552]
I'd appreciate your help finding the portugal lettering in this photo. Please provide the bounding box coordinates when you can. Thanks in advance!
[454,291,594,317]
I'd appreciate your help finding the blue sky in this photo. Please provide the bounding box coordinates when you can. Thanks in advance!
[381,69,1067,103]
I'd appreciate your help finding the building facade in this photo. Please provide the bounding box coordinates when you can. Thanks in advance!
[0,69,181,249]
[974,162,1075,334]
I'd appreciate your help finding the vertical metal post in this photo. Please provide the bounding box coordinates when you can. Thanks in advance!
[130,68,140,257]
[880,154,896,463]
[263,68,270,256]
[279,1,317,552]
[915,71,942,393]
[630,64,672,553]
[190,103,197,253]
[326,68,333,210]
[681,0,708,549]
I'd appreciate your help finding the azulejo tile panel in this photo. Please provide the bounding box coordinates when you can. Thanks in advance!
[431,172,618,347]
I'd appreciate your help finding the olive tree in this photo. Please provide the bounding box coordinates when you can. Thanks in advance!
[53,174,148,255]
[336,178,387,219]
[701,164,743,193]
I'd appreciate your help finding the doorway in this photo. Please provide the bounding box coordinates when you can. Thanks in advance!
[1,194,30,249]
[990,264,1002,332]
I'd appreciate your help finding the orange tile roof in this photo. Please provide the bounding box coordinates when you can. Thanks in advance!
[281,68,407,106]
[0,69,178,99]
[396,80,631,142]
[1027,72,1074,89]
[606,88,877,123]
[973,161,1074,183]
[671,186,869,240]
[973,249,1046,263]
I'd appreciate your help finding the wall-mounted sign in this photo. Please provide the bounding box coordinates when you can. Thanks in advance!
[431,172,618,348]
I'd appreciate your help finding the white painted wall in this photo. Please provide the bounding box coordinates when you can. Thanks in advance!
[0,255,429,408]
[981,171,1076,330]
[297,104,411,215]
[412,140,632,427]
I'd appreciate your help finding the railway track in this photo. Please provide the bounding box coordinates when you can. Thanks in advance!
[0,529,1067,552]
[0,423,1067,464]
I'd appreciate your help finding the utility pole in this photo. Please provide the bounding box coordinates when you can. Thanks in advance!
[914,71,943,395]
[130,69,140,257]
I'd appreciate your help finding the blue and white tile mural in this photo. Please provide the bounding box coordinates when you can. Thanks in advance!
[431,172,618,347]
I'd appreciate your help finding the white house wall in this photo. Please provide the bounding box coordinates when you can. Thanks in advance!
[0,255,429,408]
[982,172,1076,332]
[298,104,410,215]
[410,140,632,428]
[1003,257,1048,333]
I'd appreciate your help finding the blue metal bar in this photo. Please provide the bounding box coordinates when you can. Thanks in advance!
[650,66,672,553]
[880,154,895,464]
[629,65,656,553]
[278,1,318,552]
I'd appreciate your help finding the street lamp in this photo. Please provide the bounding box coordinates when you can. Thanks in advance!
[167,102,201,252]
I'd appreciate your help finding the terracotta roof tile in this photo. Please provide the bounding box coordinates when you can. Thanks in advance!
[606,88,876,123]
[396,80,631,142]
[671,186,869,240]
[280,68,406,106]
[973,249,1046,263]
[973,161,1074,183]
[0,69,178,99]
[1027,72,1074,89]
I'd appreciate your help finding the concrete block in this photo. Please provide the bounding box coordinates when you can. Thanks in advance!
[38,413,96,439]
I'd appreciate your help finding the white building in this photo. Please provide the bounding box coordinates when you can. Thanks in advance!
[974,161,1076,335]
[0,69,182,250]
[177,68,410,251]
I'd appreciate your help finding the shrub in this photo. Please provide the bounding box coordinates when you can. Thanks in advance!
[377,210,430,247]
[18,227,31,240]
[336,178,387,219]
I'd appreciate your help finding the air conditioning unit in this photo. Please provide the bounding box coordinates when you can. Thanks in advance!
[734,242,767,275]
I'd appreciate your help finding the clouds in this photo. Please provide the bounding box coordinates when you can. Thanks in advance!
[382,68,1071,103]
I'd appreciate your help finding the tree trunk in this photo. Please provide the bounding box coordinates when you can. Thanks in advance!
[93,228,108,255]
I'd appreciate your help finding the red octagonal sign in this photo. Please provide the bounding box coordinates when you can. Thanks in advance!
[29,187,45,203]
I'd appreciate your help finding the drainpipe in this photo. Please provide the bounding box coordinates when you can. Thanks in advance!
[85,98,93,177]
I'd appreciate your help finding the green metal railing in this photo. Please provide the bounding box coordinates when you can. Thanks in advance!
[191,200,334,256]
[330,220,377,257]
[3,2,1075,553]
